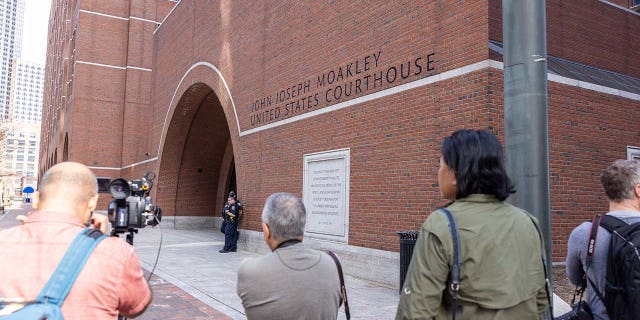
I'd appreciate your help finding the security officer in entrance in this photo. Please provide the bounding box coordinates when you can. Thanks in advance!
[220,191,243,253]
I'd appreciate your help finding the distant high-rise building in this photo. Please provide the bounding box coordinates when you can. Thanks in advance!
[0,59,44,201]
[10,60,44,123]
[0,0,25,121]
[1,121,40,201]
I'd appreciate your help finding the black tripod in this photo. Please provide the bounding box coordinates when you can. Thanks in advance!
[111,227,138,245]
[111,228,139,320]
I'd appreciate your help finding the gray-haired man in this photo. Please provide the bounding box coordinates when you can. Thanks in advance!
[236,192,343,320]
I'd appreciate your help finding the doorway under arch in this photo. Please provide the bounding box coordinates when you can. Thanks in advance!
[157,83,236,220]
[226,159,237,196]
[62,133,69,162]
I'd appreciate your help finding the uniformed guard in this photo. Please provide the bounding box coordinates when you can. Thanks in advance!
[219,191,243,253]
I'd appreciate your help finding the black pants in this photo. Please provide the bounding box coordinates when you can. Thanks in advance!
[223,221,239,251]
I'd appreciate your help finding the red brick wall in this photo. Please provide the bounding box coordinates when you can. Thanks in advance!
[40,0,77,175]
[485,72,640,260]
[606,0,639,9]
[150,0,640,256]
[80,1,129,17]
[151,0,490,140]
[488,0,640,259]
[41,0,176,209]
[235,70,502,250]
[70,63,125,167]
[130,0,175,20]
[547,82,640,259]
[174,93,230,217]
[151,0,493,250]
[41,0,175,172]
[490,0,640,77]
[155,82,214,216]
[76,11,128,67]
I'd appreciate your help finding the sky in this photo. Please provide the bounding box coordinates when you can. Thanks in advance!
[21,0,53,64]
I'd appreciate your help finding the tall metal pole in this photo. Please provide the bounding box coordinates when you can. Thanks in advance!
[502,0,553,310]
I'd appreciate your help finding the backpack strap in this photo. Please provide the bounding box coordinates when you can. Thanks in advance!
[586,214,604,268]
[598,215,628,233]
[326,251,350,320]
[35,228,107,306]
[584,214,615,306]
[438,208,460,320]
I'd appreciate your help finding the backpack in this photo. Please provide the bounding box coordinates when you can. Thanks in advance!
[587,214,640,320]
[0,228,107,319]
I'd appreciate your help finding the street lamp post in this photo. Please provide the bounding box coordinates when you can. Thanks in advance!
[502,0,552,317]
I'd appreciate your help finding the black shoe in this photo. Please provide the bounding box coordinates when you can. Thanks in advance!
[219,249,228,253]
[228,249,237,252]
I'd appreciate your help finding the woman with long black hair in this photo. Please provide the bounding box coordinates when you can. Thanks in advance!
[396,129,549,320]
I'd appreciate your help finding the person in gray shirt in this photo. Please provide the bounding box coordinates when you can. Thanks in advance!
[236,192,342,320]
[566,159,640,320]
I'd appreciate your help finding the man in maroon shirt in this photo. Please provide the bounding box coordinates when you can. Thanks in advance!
[0,162,152,319]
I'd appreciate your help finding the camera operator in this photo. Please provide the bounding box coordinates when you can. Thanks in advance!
[0,162,152,319]
[219,191,242,253]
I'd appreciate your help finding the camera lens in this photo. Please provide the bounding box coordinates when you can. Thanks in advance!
[109,179,131,199]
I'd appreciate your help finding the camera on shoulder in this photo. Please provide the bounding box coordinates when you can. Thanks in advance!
[107,171,162,235]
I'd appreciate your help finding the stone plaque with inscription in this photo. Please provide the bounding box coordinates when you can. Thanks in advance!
[303,149,350,242]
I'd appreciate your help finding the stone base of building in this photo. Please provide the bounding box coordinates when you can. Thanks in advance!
[161,215,217,229]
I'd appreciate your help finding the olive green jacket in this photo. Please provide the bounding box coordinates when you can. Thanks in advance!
[396,194,549,320]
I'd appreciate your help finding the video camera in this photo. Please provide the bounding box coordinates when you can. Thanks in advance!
[107,171,162,236]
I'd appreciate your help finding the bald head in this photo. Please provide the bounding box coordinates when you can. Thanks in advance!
[39,162,98,205]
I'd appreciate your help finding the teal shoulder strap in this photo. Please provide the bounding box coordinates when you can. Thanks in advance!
[35,228,107,306]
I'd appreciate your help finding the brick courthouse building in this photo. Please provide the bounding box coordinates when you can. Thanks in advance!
[41,0,640,286]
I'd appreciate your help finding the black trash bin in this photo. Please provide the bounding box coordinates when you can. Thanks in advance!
[397,230,419,294]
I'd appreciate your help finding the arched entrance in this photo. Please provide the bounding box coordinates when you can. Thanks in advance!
[156,83,236,220]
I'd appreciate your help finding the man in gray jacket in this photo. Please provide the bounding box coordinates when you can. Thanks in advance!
[236,192,342,320]
[565,159,640,319]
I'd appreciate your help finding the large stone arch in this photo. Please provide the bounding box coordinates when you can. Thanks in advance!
[156,63,240,223]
